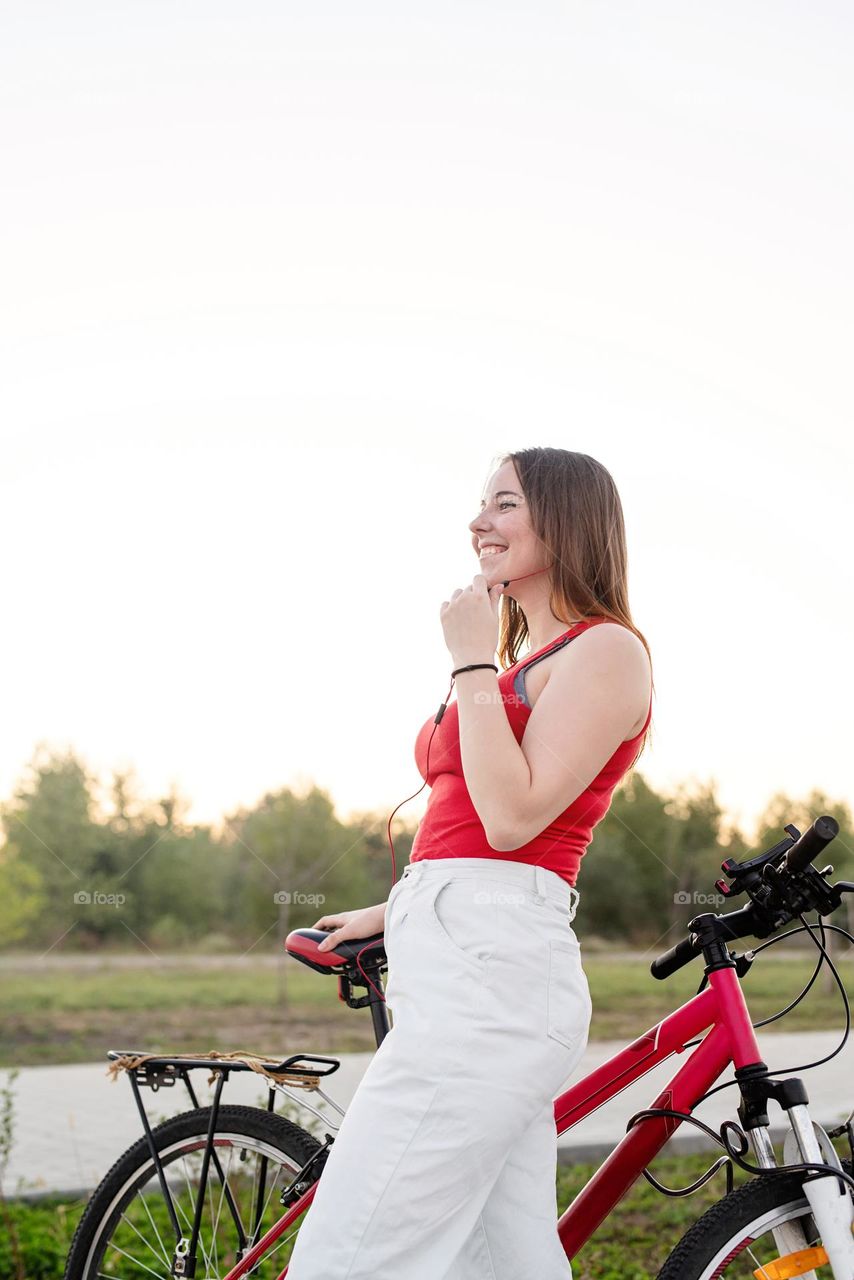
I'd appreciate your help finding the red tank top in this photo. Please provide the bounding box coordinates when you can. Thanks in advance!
[409,617,652,887]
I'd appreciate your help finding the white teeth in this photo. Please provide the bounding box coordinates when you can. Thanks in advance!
[479,546,506,556]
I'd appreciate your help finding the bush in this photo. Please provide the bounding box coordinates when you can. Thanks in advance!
[0,1196,81,1279]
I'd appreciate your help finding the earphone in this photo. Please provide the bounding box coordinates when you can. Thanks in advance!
[383,565,551,884]
[350,564,552,1002]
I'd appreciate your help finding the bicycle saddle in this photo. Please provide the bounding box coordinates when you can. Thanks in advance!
[285,928,388,975]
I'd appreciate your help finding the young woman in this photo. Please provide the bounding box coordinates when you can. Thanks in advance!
[286,446,654,1280]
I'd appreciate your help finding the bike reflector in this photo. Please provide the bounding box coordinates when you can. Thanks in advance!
[752,1245,829,1279]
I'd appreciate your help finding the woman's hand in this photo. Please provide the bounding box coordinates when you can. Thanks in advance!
[440,573,505,667]
[315,903,387,951]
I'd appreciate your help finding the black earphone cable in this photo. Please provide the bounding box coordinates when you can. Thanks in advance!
[384,675,455,889]
[354,678,455,1003]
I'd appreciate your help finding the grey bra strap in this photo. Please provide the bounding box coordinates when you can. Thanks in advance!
[512,633,580,709]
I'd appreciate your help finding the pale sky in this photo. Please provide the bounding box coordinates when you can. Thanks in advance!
[1,2,852,847]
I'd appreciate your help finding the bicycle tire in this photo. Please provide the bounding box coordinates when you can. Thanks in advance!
[657,1157,853,1279]
[63,1103,324,1279]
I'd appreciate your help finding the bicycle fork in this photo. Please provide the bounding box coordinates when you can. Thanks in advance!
[738,1065,854,1278]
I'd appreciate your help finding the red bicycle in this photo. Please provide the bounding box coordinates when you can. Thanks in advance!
[64,816,854,1279]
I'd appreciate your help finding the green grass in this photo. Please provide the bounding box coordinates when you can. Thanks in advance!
[0,950,850,1065]
[0,963,336,1014]
[558,1147,737,1279]
[561,1130,852,1278]
[586,949,853,1038]
[5,1142,851,1279]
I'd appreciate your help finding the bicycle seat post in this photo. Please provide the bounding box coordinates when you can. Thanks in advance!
[334,957,393,1047]
[368,970,393,1047]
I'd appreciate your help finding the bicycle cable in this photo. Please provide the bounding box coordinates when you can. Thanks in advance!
[690,915,852,1105]
[741,918,828,1029]
[625,1104,854,1200]
[627,913,854,1199]
[680,914,841,1050]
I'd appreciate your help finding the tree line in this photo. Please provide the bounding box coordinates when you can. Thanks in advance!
[0,746,851,953]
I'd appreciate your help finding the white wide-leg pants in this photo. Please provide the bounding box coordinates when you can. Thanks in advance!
[285,856,592,1280]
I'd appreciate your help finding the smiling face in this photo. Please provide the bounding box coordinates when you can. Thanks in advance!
[468,459,550,585]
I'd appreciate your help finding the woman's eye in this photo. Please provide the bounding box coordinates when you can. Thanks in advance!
[477,500,517,515]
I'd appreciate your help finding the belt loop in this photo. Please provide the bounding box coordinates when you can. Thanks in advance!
[534,865,549,900]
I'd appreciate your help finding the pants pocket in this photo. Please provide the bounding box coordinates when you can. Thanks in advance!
[546,938,592,1050]
[427,878,496,972]
[384,879,409,939]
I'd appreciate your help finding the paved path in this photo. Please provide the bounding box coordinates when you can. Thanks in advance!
[3,1031,851,1199]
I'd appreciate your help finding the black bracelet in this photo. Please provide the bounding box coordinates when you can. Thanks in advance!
[451,663,498,679]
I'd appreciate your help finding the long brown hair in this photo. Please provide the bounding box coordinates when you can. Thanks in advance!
[491,446,654,766]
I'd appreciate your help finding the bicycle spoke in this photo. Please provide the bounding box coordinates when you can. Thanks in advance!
[248,1144,263,1247]
[253,1163,287,1242]
[252,1221,302,1266]
[207,1173,220,1277]
[103,1238,172,1279]
[176,1160,215,1276]
[117,1206,172,1273]
[745,1248,773,1279]
[208,1143,237,1270]
[138,1191,172,1270]
[68,1109,323,1280]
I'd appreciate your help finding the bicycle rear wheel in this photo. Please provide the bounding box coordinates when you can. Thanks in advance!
[657,1158,853,1278]
[63,1103,324,1279]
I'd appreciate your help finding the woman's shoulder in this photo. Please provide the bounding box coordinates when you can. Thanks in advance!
[558,619,651,734]
[572,618,650,674]
[582,617,647,647]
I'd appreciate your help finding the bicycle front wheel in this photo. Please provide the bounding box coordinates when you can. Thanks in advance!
[657,1158,853,1279]
[63,1103,324,1279]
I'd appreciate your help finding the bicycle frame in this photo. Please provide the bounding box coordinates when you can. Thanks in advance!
[554,964,754,1257]
[217,960,773,1278]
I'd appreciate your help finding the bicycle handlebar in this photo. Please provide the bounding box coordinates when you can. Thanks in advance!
[651,816,842,980]
[650,905,759,980]
[649,934,702,980]
[782,814,839,874]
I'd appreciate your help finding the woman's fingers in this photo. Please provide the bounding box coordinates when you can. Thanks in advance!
[314,914,347,950]
[313,910,360,950]
[314,904,385,951]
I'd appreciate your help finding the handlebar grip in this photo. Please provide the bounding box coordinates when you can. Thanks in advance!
[650,933,702,980]
[783,815,839,875]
